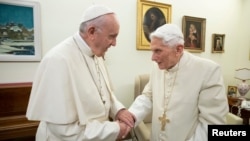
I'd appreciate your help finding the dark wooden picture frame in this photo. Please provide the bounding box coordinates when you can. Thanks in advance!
[212,34,225,53]
[136,0,172,50]
[182,16,206,53]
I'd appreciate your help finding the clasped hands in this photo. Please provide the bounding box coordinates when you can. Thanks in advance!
[115,109,135,140]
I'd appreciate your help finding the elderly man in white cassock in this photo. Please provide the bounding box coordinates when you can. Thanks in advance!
[128,24,228,141]
[26,5,135,141]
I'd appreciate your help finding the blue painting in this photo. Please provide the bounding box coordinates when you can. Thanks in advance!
[0,3,35,56]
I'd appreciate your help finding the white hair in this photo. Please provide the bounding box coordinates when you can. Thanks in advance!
[150,24,184,48]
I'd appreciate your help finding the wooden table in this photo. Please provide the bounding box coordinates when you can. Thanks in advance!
[228,96,250,125]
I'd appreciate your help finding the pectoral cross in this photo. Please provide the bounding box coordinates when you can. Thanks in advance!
[158,112,169,131]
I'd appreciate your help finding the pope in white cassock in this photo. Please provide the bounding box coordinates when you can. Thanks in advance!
[26,5,134,141]
[129,24,229,141]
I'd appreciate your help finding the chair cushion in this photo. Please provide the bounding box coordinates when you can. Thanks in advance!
[143,110,152,123]
[134,122,151,141]
[226,113,243,124]
[145,123,152,130]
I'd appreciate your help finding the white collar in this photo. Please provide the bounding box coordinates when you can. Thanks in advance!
[74,32,94,57]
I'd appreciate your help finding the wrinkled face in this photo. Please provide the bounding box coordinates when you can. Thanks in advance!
[151,37,181,70]
[91,15,120,57]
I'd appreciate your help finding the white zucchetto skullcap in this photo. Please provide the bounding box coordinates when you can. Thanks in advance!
[150,24,184,42]
[81,5,114,23]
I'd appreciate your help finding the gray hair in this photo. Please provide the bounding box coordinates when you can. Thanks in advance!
[149,24,184,48]
[79,15,107,34]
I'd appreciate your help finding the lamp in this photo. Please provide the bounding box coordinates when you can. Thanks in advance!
[234,68,250,100]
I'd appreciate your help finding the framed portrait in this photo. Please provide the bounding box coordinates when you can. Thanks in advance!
[182,16,206,53]
[212,34,225,53]
[136,0,172,50]
[0,0,41,62]
[227,86,237,96]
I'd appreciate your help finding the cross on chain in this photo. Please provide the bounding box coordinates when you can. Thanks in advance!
[158,112,169,131]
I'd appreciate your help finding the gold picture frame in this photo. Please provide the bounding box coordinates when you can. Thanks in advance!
[228,86,237,96]
[182,16,206,53]
[212,34,225,53]
[136,0,172,50]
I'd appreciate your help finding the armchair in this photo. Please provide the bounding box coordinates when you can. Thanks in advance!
[133,74,243,141]
[133,74,151,141]
[226,112,243,124]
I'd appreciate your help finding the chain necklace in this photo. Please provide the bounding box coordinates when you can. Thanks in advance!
[94,56,105,104]
[73,37,106,104]
[159,62,180,131]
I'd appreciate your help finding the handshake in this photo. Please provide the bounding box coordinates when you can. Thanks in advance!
[115,109,136,140]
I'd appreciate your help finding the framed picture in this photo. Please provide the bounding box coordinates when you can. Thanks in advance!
[182,16,206,53]
[0,0,41,62]
[212,34,225,53]
[228,86,237,96]
[136,0,172,50]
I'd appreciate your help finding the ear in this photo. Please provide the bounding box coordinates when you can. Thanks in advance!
[176,45,184,54]
[86,26,96,40]
[87,27,95,35]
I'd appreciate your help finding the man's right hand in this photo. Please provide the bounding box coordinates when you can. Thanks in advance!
[117,121,131,140]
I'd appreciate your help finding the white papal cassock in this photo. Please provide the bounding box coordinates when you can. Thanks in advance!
[129,51,229,141]
[26,32,125,141]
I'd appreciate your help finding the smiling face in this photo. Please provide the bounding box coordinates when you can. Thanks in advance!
[150,37,183,70]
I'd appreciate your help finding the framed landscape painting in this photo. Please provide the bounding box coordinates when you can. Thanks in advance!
[0,0,41,61]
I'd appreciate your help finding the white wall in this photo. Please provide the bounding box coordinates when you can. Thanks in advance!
[239,0,250,98]
[0,0,249,107]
